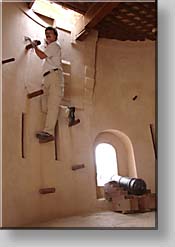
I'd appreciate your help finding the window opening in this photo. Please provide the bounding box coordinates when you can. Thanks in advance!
[95,143,118,187]
[32,0,83,31]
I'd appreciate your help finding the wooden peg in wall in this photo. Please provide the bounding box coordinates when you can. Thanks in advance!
[2,58,15,64]
[72,164,85,171]
[27,89,44,99]
[132,95,138,101]
[39,188,56,194]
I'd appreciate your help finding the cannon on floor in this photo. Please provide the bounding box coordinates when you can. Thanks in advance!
[104,176,156,213]
[109,175,147,195]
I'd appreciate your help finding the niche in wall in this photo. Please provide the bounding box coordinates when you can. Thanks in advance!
[94,129,138,199]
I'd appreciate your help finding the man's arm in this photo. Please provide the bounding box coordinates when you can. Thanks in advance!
[34,46,47,60]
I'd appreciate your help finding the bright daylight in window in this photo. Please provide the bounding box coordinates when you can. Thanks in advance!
[32,0,82,31]
[95,143,118,186]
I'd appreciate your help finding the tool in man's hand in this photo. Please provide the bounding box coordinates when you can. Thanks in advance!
[24,36,41,50]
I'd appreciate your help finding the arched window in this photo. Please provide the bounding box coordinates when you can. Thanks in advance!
[95,143,118,186]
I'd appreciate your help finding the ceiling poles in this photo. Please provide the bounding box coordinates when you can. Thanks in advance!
[75,2,120,41]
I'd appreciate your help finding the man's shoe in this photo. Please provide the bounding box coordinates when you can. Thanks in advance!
[68,107,80,127]
[36,131,55,143]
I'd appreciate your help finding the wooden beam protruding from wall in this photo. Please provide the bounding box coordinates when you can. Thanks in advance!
[72,164,85,171]
[39,188,56,194]
[76,2,120,41]
[27,89,44,99]
[2,58,15,64]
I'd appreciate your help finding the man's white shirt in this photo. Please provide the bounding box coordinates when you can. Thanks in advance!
[42,41,62,74]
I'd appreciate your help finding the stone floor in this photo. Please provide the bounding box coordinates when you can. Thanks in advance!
[30,211,156,228]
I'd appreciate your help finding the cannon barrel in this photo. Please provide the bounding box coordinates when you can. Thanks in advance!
[111,175,147,195]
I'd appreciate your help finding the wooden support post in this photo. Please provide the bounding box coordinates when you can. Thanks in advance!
[21,113,25,158]
[150,124,157,159]
[54,120,59,161]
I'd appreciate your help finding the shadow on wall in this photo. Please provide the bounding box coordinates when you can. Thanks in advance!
[94,129,138,180]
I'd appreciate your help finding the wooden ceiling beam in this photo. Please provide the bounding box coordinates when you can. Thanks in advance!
[57,2,88,15]
[85,2,120,28]
[76,2,120,41]
[27,1,35,9]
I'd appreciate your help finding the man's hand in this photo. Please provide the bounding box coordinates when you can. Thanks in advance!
[25,39,41,50]
[25,38,46,59]
[31,40,38,48]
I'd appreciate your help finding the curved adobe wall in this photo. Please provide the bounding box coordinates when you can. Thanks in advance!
[92,38,155,193]
[2,2,98,227]
[2,2,155,227]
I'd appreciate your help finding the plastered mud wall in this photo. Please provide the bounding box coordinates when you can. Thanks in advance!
[93,39,155,190]
[2,2,155,227]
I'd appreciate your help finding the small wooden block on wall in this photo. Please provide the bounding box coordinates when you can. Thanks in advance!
[27,89,44,99]
[39,188,56,194]
[72,164,85,171]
